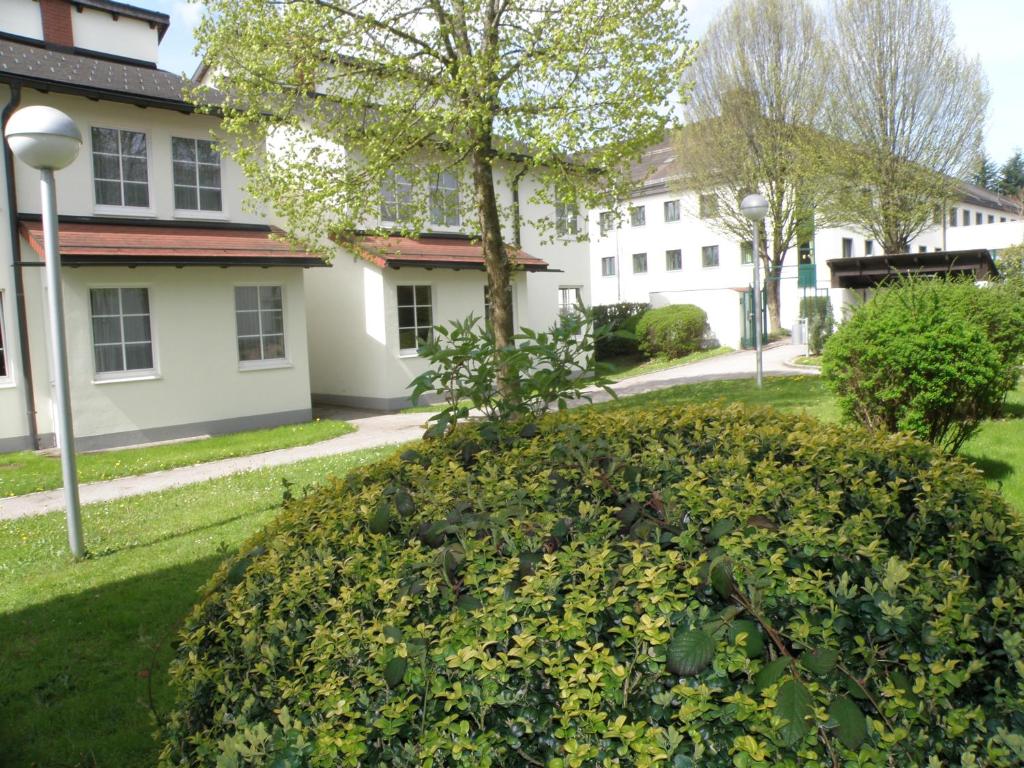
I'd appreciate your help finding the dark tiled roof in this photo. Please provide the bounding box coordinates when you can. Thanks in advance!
[347,235,549,271]
[0,37,220,111]
[957,181,1022,216]
[72,0,170,40]
[19,219,324,267]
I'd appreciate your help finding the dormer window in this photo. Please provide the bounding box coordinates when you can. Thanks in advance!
[381,171,415,223]
[92,128,149,208]
[555,200,580,236]
[172,138,222,212]
[429,171,460,227]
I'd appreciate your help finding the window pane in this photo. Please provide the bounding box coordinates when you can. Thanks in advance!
[90,288,120,316]
[235,286,259,311]
[172,137,195,161]
[173,161,195,186]
[123,182,149,207]
[95,180,122,206]
[416,327,432,346]
[262,335,285,359]
[122,131,147,157]
[92,316,122,344]
[122,315,151,343]
[415,285,431,305]
[175,186,198,210]
[91,127,119,154]
[236,310,259,336]
[124,342,153,370]
[398,306,415,328]
[259,286,282,309]
[198,164,221,188]
[260,309,283,334]
[398,328,416,350]
[197,141,219,164]
[93,154,121,180]
[121,288,149,314]
[95,344,123,373]
[416,306,432,327]
[397,285,414,306]
[238,336,262,361]
[121,156,148,183]
[199,189,222,211]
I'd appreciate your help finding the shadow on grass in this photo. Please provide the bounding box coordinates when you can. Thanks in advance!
[0,555,223,767]
[88,510,256,561]
[999,401,1024,420]
[963,454,1015,483]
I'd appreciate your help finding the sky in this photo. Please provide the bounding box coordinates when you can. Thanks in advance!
[150,0,1022,164]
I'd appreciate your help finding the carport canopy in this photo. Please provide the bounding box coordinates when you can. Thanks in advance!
[827,249,998,289]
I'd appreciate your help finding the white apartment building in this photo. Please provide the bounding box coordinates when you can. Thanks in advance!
[589,137,1024,349]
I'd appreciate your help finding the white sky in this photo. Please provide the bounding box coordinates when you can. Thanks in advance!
[149,0,1022,163]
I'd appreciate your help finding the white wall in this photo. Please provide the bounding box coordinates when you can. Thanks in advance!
[0,0,44,39]
[71,5,160,63]
[12,91,266,226]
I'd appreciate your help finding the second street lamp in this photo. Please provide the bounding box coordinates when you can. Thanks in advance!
[739,193,769,388]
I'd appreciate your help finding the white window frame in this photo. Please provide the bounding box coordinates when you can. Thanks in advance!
[397,283,434,357]
[701,245,719,269]
[89,285,159,383]
[0,291,12,387]
[665,249,682,271]
[235,284,290,371]
[381,171,416,224]
[601,255,616,276]
[664,199,680,222]
[599,211,614,237]
[557,286,583,318]
[90,126,155,217]
[555,200,580,236]
[629,205,646,227]
[428,171,461,228]
[740,240,753,265]
[632,252,648,274]
[171,135,227,219]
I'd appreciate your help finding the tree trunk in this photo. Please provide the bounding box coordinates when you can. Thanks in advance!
[765,228,784,333]
[470,141,516,397]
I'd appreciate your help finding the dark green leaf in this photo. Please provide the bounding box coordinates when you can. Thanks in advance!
[709,556,735,599]
[800,647,839,676]
[755,656,790,692]
[368,504,390,534]
[667,629,715,676]
[728,619,765,658]
[395,490,416,516]
[828,696,867,750]
[706,518,735,543]
[383,657,407,688]
[776,679,814,746]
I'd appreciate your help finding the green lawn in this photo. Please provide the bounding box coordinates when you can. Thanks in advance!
[790,355,822,368]
[0,418,355,498]
[0,445,395,768]
[599,346,735,381]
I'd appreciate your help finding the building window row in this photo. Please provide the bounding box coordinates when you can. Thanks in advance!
[91,127,222,213]
[949,206,1012,227]
[382,171,463,228]
[87,285,286,379]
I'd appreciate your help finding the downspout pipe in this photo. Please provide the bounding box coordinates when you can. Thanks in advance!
[2,81,41,450]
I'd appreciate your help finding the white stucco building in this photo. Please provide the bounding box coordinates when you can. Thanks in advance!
[0,0,322,451]
[589,137,1024,349]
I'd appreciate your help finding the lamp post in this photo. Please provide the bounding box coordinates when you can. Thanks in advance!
[5,106,85,558]
[740,193,769,388]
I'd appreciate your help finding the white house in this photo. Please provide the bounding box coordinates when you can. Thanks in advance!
[589,136,1024,349]
[0,0,323,451]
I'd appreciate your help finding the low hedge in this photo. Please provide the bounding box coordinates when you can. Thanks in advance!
[161,406,1024,767]
[593,302,649,359]
[635,304,708,358]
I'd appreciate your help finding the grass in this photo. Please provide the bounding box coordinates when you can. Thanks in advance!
[791,355,822,367]
[0,445,396,768]
[0,418,355,498]
[600,346,735,382]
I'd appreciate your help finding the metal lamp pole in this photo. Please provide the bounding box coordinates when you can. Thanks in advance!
[740,194,769,388]
[5,106,85,558]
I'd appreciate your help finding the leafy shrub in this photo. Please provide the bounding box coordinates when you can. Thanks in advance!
[161,405,1024,767]
[822,278,1023,453]
[635,304,708,358]
[800,295,834,355]
[592,302,649,359]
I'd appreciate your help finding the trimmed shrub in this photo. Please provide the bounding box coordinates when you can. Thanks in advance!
[822,278,1024,453]
[161,405,1024,767]
[635,304,708,358]
[592,302,649,359]
[799,295,834,356]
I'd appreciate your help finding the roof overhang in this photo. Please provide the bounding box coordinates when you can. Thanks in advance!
[17,216,326,268]
[343,233,552,272]
[827,249,998,289]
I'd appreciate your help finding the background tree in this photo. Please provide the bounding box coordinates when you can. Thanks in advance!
[674,0,831,332]
[971,152,999,191]
[997,150,1024,198]
[192,0,692,392]
[823,0,989,254]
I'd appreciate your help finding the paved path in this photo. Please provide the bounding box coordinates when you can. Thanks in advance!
[0,343,811,521]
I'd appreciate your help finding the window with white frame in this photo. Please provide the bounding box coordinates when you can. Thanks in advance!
[235,286,286,363]
[962,209,970,226]
[701,245,719,268]
[632,253,648,273]
[172,137,222,212]
[865,239,874,255]
[664,199,680,222]
[949,207,957,226]
[599,211,614,236]
[601,256,616,276]
[741,241,753,265]
[558,286,582,319]
[397,285,433,354]
[381,171,415,223]
[842,237,853,259]
[0,292,8,379]
[976,212,983,225]
[429,171,460,227]
[90,287,154,375]
[91,127,149,208]
[988,214,995,223]
[555,200,580,236]
[629,206,646,227]
[665,249,682,271]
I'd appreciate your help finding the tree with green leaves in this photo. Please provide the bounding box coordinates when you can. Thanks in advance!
[190,0,693,393]
[998,151,1024,198]
[823,0,989,254]
[674,0,831,332]
[971,152,999,191]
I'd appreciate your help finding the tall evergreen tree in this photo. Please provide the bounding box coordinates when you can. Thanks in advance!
[971,153,998,191]
[998,151,1024,197]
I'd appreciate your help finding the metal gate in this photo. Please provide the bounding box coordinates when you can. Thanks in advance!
[739,285,768,350]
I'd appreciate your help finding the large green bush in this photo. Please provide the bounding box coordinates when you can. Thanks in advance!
[822,278,1024,453]
[161,405,1024,767]
[593,302,649,359]
[635,304,708,359]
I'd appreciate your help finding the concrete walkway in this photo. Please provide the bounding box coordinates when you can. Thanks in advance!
[0,343,811,521]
